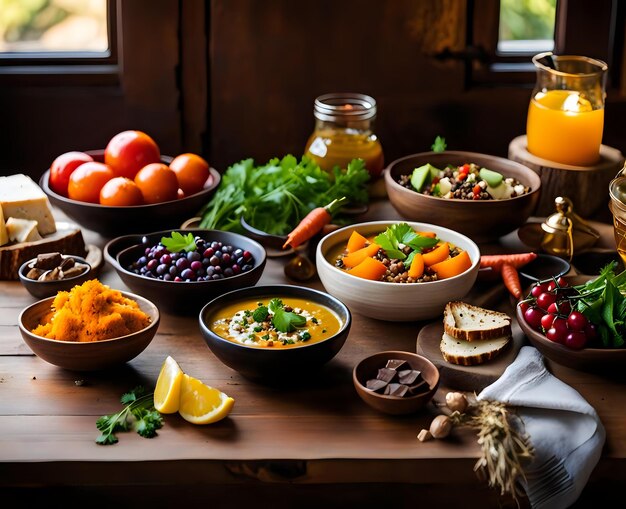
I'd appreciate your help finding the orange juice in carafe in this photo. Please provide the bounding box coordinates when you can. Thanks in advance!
[526,52,607,167]
[527,90,604,166]
[304,93,384,177]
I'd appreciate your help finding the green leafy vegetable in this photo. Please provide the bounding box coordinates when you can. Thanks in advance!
[96,386,163,445]
[266,298,306,333]
[252,306,269,322]
[198,156,369,235]
[161,232,197,253]
[431,136,447,152]
[374,223,439,265]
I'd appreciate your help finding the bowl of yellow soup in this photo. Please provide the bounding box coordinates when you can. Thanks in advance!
[199,285,351,380]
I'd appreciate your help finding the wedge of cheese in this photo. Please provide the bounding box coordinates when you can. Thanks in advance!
[5,217,42,243]
[0,206,8,246]
[0,174,56,235]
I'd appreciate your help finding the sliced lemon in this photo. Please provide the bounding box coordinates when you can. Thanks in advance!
[154,355,184,414]
[178,373,235,425]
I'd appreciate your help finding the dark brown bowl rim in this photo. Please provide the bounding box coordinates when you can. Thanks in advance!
[353,350,440,401]
[385,150,541,203]
[18,290,160,346]
[199,284,351,352]
[105,229,267,286]
[18,255,92,286]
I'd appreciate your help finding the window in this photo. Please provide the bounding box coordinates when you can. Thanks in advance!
[498,0,556,54]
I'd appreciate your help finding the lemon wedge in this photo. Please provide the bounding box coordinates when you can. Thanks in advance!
[178,373,235,425]
[154,355,184,414]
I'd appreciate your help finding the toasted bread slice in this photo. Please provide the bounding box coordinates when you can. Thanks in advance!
[443,301,512,341]
[440,332,510,366]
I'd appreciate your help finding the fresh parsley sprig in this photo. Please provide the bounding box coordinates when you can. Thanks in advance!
[374,223,439,267]
[161,232,197,253]
[431,136,447,152]
[96,386,163,445]
[268,298,307,333]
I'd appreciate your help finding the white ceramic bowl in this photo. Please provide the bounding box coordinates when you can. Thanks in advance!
[316,221,480,321]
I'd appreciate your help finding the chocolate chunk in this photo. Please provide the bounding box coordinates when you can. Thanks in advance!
[59,257,76,271]
[62,266,85,278]
[39,267,61,281]
[408,379,428,395]
[376,367,398,383]
[385,359,407,370]
[35,252,62,270]
[26,268,44,280]
[384,383,409,397]
[398,369,421,385]
[366,379,388,392]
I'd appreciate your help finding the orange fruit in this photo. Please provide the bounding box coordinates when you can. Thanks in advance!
[169,153,210,195]
[68,162,115,203]
[99,177,144,206]
[134,163,179,204]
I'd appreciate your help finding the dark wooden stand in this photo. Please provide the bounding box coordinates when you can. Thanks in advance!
[508,135,624,218]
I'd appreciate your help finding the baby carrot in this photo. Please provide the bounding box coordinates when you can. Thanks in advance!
[479,253,537,272]
[283,197,347,250]
[501,263,522,300]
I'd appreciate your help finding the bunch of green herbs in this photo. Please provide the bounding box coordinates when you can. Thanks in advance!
[198,155,369,236]
[374,223,439,268]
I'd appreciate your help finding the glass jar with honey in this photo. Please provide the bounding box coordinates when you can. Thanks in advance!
[304,93,384,177]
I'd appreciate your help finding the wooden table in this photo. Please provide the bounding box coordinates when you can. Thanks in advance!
[1,201,624,508]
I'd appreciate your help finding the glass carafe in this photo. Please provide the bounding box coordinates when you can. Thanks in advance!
[526,52,607,166]
[304,93,384,177]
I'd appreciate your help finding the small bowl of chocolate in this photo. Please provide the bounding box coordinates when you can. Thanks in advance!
[353,351,440,415]
[19,252,92,299]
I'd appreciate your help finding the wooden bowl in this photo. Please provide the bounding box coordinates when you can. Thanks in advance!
[104,229,266,315]
[384,151,541,243]
[199,285,351,381]
[18,254,92,299]
[353,351,440,415]
[40,150,221,238]
[515,276,626,372]
[18,291,159,371]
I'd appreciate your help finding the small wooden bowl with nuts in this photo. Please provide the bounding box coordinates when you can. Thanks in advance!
[353,350,440,415]
[18,252,92,299]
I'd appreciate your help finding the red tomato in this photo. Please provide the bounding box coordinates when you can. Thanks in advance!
[49,151,94,196]
[68,162,115,203]
[104,130,161,179]
[169,153,210,195]
[134,163,179,204]
[100,177,144,206]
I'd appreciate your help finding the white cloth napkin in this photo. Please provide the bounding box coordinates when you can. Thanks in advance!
[478,346,605,509]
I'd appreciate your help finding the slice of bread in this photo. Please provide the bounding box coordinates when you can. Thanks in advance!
[443,301,512,341]
[440,332,510,366]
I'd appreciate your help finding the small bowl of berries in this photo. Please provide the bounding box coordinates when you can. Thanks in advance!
[104,229,266,314]
[516,271,626,372]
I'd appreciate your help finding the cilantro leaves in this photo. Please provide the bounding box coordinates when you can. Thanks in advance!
[96,386,163,445]
[374,223,438,267]
[161,232,197,253]
[267,298,306,332]
[431,136,447,152]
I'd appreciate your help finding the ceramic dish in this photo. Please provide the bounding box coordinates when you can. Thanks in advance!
[353,351,439,415]
[199,284,351,381]
[18,254,92,299]
[316,220,480,321]
[18,291,159,371]
[385,151,541,243]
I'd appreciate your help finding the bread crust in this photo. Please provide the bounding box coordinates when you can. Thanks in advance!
[443,301,512,341]
[439,333,511,366]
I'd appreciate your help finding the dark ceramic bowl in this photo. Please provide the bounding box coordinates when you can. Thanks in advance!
[199,285,351,380]
[517,253,571,283]
[18,254,92,299]
[384,151,541,243]
[104,229,266,314]
[40,150,221,237]
[18,291,159,371]
[353,351,440,415]
[516,275,626,372]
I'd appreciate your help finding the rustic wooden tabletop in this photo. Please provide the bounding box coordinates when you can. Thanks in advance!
[1,201,623,508]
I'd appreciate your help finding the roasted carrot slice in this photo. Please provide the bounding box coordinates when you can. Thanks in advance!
[342,243,381,268]
[431,251,472,279]
[348,256,387,281]
[422,242,450,266]
[346,231,368,253]
[408,253,424,279]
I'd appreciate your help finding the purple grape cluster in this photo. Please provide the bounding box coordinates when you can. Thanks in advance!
[128,236,255,282]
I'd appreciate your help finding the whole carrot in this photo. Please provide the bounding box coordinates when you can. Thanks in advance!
[501,263,522,300]
[283,197,348,250]
[480,252,537,272]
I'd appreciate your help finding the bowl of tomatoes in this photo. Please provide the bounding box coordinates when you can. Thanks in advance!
[41,131,221,237]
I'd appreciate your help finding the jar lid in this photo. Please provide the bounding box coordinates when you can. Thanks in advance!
[314,93,377,122]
